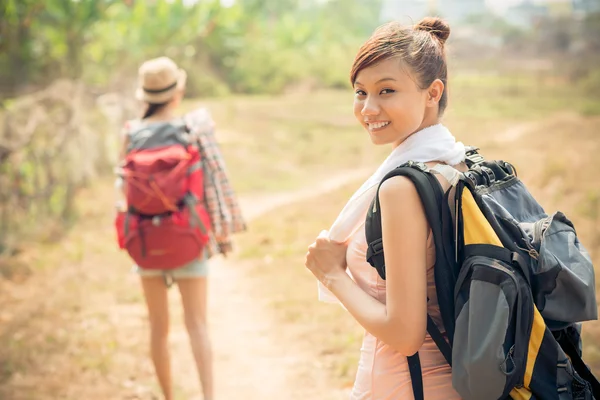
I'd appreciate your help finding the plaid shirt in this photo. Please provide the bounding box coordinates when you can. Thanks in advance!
[183,108,247,258]
[121,108,247,259]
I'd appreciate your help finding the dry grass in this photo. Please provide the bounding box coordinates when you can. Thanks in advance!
[0,178,158,399]
[177,71,599,196]
[228,83,600,382]
[235,111,600,384]
[181,90,388,194]
[1,73,599,397]
[495,115,600,371]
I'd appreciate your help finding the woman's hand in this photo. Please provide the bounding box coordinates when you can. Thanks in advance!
[305,230,348,286]
[215,235,231,257]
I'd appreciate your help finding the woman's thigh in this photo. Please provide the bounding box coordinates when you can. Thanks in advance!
[177,277,208,325]
[140,276,170,333]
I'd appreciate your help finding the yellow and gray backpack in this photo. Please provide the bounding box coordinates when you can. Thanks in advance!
[365,147,599,400]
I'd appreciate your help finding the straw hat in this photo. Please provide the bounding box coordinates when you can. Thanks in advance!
[135,57,187,104]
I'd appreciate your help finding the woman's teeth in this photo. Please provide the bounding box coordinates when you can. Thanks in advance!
[368,121,390,129]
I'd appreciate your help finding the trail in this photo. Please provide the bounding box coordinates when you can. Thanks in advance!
[0,168,371,400]
[177,168,371,399]
[0,114,585,400]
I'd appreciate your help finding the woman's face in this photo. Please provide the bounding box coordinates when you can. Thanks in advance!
[352,58,441,148]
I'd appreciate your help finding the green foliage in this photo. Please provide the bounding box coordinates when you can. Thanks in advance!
[0,0,382,97]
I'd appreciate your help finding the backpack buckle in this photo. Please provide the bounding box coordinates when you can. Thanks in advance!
[480,166,496,185]
[152,216,161,226]
[406,161,428,172]
[465,147,485,167]
[501,161,518,177]
[367,238,384,256]
[463,171,479,187]
[467,165,496,187]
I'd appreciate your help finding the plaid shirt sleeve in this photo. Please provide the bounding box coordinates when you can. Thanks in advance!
[184,108,247,257]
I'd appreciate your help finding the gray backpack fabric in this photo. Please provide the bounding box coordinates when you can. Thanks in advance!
[521,211,596,329]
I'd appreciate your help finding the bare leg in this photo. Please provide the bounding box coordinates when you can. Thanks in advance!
[177,277,213,400]
[141,276,172,400]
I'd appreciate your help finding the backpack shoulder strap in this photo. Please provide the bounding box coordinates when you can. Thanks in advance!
[407,353,424,400]
[366,163,445,274]
[364,162,457,399]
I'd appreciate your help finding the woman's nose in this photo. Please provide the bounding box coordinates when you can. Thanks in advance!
[361,96,380,116]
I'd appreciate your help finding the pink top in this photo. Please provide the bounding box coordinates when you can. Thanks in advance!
[347,221,462,400]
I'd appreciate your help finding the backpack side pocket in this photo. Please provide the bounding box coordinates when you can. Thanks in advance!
[453,252,533,400]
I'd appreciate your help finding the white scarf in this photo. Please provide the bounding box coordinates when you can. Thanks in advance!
[318,123,466,302]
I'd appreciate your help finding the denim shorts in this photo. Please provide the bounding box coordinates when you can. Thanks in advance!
[132,255,209,280]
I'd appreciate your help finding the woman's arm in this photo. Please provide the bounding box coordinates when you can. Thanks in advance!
[311,176,429,355]
[186,109,247,255]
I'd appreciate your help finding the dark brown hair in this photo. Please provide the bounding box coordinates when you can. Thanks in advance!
[350,17,451,113]
[142,102,167,119]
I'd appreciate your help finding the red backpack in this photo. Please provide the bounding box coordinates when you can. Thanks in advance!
[115,119,211,269]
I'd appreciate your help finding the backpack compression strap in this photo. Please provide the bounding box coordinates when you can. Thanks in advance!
[557,333,600,397]
[368,163,456,399]
[407,353,424,400]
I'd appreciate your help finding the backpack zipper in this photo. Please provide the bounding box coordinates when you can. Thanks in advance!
[458,256,520,292]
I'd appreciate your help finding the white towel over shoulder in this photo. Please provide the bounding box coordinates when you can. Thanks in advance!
[318,123,466,303]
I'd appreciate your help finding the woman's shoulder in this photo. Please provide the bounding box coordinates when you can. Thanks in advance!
[377,174,428,226]
[379,174,416,199]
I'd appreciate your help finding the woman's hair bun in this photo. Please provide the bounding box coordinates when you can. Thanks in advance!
[415,17,451,44]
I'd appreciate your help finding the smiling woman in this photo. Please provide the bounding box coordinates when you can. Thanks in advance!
[305,17,466,400]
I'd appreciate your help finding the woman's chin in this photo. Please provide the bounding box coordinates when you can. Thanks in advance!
[368,132,393,146]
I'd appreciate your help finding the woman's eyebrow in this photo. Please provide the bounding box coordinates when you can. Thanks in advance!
[354,77,397,86]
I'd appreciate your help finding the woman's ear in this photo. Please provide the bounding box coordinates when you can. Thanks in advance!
[426,79,444,108]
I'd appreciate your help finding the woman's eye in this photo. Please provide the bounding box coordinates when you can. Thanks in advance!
[381,88,395,95]
[355,90,366,96]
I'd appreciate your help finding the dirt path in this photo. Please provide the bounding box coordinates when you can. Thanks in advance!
[200,113,589,399]
[0,168,370,400]
[152,114,579,399]
[177,168,372,399]
[489,111,581,145]
[1,114,587,400]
